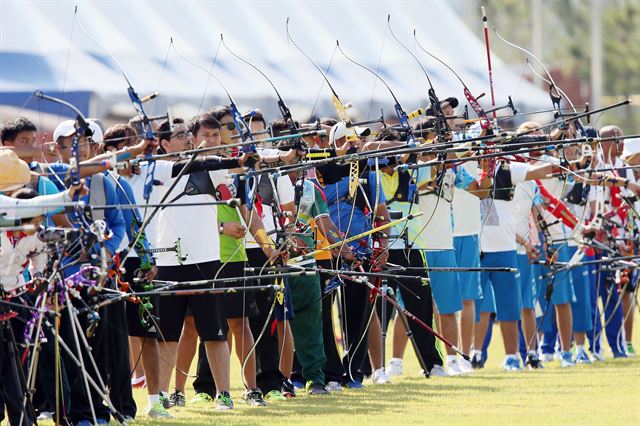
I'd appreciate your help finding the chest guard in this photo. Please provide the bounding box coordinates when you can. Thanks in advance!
[491,161,515,201]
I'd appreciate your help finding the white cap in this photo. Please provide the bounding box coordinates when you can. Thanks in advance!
[329,122,370,144]
[622,138,640,160]
[53,119,103,144]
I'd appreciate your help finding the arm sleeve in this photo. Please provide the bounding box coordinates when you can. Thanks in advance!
[28,239,47,276]
[171,156,240,177]
[0,192,71,221]
[101,178,126,254]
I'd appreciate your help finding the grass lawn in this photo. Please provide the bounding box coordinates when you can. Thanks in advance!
[132,321,640,425]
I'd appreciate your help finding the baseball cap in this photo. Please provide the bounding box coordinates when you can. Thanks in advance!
[622,138,640,161]
[0,149,32,192]
[53,119,103,144]
[329,122,370,144]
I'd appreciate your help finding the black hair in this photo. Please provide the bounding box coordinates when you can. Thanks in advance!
[209,106,232,122]
[376,126,403,142]
[319,117,338,127]
[157,118,185,154]
[269,119,300,138]
[189,113,221,136]
[103,124,138,150]
[243,110,266,128]
[1,117,37,144]
[12,187,38,199]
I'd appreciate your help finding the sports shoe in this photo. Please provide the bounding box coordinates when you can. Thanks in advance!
[470,352,484,369]
[503,356,522,372]
[626,342,636,357]
[306,381,330,395]
[243,388,268,406]
[344,379,365,389]
[280,380,297,398]
[159,391,172,409]
[429,364,448,377]
[265,390,287,401]
[147,402,173,418]
[326,381,343,393]
[215,391,234,411]
[169,389,186,407]
[613,351,628,358]
[386,357,404,377]
[131,375,146,389]
[446,359,464,376]
[458,358,474,373]
[539,352,554,362]
[560,351,575,368]
[190,392,214,404]
[575,348,591,364]
[37,412,53,421]
[591,350,605,362]
[371,368,390,384]
[291,380,305,389]
[525,353,543,369]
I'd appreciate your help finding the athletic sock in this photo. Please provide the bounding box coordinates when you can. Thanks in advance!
[472,349,482,358]
[446,354,458,363]
[576,344,585,352]
[506,354,518,360]
[527,349,537,357]
[149,394,160,406]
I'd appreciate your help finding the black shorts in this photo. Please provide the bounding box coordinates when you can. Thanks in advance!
[123,257,159,338]
[157,261,228,342]
[218,261,259,319]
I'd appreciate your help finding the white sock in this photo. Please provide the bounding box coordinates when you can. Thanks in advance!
[446,354,457,363]
[528,349,537,356]
[506,354,518,360]
[576,344,585,352]
[472,349,482,358]
[148,394,160,406]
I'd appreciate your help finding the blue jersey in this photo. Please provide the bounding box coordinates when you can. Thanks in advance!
[316,171,385,249]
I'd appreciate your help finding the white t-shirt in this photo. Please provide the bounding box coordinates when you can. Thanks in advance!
[152,162,234,266]
[480,161,530,253]
[418,167,455,250]
[452,161,481,237]
[513,180,538,254]
[245,175,295,250]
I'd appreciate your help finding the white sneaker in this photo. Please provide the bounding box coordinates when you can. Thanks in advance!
[386,357,404,377]
[429,364,448,377]
[540,352,554,362]
[446,359,464,376]
[591,351,605,362]
[371,368,390,384]
[326,381,343,392]
[37,412,53,421]
[458,358,474,374]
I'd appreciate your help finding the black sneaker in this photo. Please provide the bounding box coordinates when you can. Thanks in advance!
[470,353,484,369]
[169,389,186,407]
[159,391,172,409]
[525,353,544,369]
[281,380,296,398]
[243,388,268,406]
[306,381,330,395]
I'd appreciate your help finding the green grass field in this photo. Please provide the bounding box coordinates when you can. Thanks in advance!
[132,322,640,425]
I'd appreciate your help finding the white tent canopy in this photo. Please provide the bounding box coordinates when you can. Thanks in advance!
[0,0,550,122]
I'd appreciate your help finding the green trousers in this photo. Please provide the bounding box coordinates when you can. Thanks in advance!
[288,270,326,385]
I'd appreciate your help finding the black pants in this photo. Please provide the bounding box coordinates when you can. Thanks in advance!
[0,317,34,426]
[106,300,136,419]
[193,251,285,396]
[378,250,443,370]
[340,259,374,384]
[62,299,112,424]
